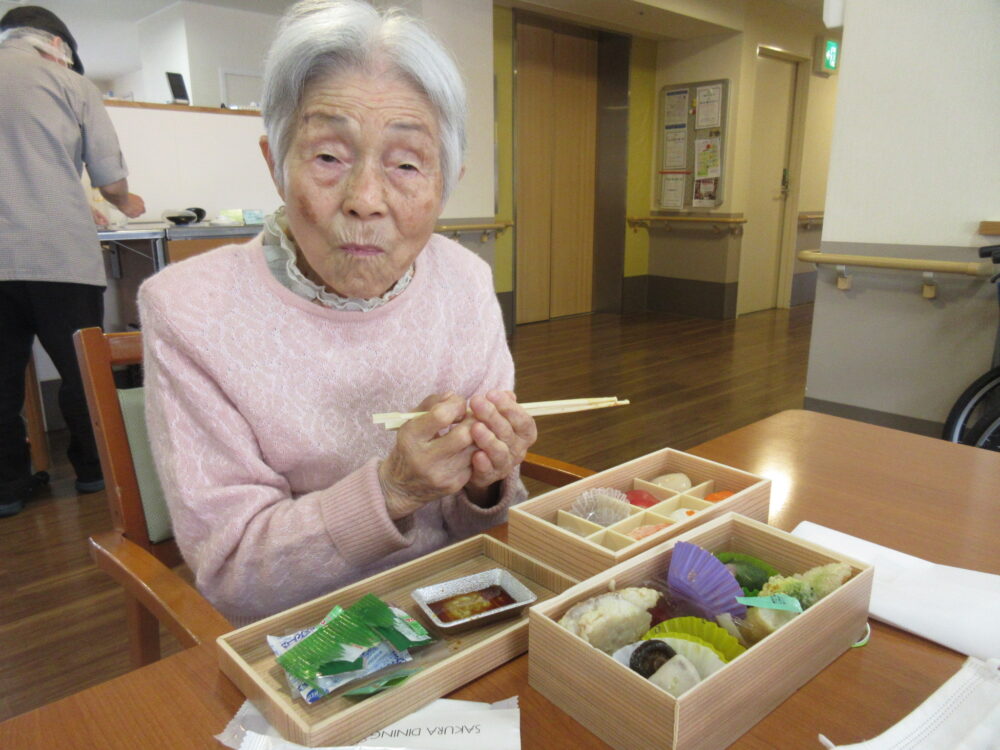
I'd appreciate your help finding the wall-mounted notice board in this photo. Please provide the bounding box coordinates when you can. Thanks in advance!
[655,79,729,210]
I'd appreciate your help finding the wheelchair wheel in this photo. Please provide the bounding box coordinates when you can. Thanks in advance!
[942,365,1000,443]
[965,404,1000,451]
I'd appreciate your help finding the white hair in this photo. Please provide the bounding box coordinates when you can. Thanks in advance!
[261,0,466,201]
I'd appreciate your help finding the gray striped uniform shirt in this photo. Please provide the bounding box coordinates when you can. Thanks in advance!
[0,37,128,287]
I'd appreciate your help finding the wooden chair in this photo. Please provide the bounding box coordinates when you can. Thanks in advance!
[74,327,231,668]
[73,326,593,669]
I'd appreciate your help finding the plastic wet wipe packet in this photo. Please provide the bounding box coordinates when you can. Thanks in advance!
[216,697,522,750]
[268,594,433,702]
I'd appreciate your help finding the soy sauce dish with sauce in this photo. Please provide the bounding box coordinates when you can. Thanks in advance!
[411,569,537,633]
[430,585,517,622]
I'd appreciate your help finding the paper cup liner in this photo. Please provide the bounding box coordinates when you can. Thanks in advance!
[569,487,630,527]
[646,616,747,661]
[668,542,747,620]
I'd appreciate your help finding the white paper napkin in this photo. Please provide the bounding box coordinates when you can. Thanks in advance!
[216,697,521,750]
[818,657,1000,749]
[791,521,1000,660]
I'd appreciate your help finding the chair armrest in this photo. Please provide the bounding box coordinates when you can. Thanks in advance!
[521,452,594,487]
[89,530,232,648]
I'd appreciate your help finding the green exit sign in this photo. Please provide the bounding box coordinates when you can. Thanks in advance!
[814,36,841,76]
[823,39,840,70]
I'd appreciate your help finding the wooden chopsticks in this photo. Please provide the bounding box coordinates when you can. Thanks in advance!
[372,396,630,430]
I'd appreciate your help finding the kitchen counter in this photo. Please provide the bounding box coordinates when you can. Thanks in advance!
[99,223,262,272]
[165,223,261,240]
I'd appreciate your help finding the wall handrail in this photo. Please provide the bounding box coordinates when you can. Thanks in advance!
[798,212,824,229]
[435,221,512,233]
[627,216,746,235]
[797,250,993,278]
[434,220,512,243]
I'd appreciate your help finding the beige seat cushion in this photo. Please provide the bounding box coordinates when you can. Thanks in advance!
[116,387,173,544]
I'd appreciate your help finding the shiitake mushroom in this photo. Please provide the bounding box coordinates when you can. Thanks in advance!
[629,639,677,678]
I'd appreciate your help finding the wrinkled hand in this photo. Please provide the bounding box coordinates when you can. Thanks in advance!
[377,391,537,518]
[378,393,476,519]
[464,390,536,501]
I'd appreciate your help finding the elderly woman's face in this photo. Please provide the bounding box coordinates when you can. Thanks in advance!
[269,68,444,299]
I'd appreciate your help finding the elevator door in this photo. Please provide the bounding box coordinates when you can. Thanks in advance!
[738,54,797,315]
[515,17,598,323]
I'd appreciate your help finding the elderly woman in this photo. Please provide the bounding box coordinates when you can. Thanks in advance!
[138,0,536,625]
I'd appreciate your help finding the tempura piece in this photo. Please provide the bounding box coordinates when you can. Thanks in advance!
[739,606,800,644]
[559,587,659,654]
[760,562,852,609]
[617,586,661,612]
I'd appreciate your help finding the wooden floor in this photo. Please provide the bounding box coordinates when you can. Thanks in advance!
[0,306,812,722]
[513,308,813,472]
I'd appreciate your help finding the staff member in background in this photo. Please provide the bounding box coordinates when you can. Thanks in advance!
[0,6,145,518]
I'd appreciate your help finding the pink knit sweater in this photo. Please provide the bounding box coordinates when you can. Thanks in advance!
[138,234,524,625]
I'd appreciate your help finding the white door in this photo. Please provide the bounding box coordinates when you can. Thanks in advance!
[738,54,797,315]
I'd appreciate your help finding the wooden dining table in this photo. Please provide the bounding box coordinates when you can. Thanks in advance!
[2,409,998,749]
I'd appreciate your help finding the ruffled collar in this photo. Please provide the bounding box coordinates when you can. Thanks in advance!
[261,208,413,312]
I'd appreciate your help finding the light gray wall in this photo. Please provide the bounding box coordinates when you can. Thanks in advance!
[136,3,188,105]
[808,242,994,425]
[183,3,276,108]
[805,0,1000,431]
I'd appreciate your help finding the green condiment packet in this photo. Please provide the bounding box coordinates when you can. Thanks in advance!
[319,605,345,625]
[276,594,433,688]
[277,599,385,684]
[316,655,365,676]
[349,594,400,630]
[376,608,433,651]
[343,668,422,697]
[349,594,432,650]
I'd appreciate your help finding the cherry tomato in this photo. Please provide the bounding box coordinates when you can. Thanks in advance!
[625,489,659,508]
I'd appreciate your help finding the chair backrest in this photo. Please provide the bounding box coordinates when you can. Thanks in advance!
[116,387,172,543]
[73,327,182,568]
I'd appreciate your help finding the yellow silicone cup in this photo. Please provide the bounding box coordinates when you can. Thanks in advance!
[644,616,747,661]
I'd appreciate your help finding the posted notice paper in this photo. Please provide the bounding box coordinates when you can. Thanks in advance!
[660,174,686,210]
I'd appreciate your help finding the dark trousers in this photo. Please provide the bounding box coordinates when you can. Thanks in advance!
[0,281,104,484]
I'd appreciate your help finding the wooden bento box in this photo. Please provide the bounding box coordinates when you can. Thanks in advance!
[509,447,770,579]
[528,513,873,750]
[217,535,577,747]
